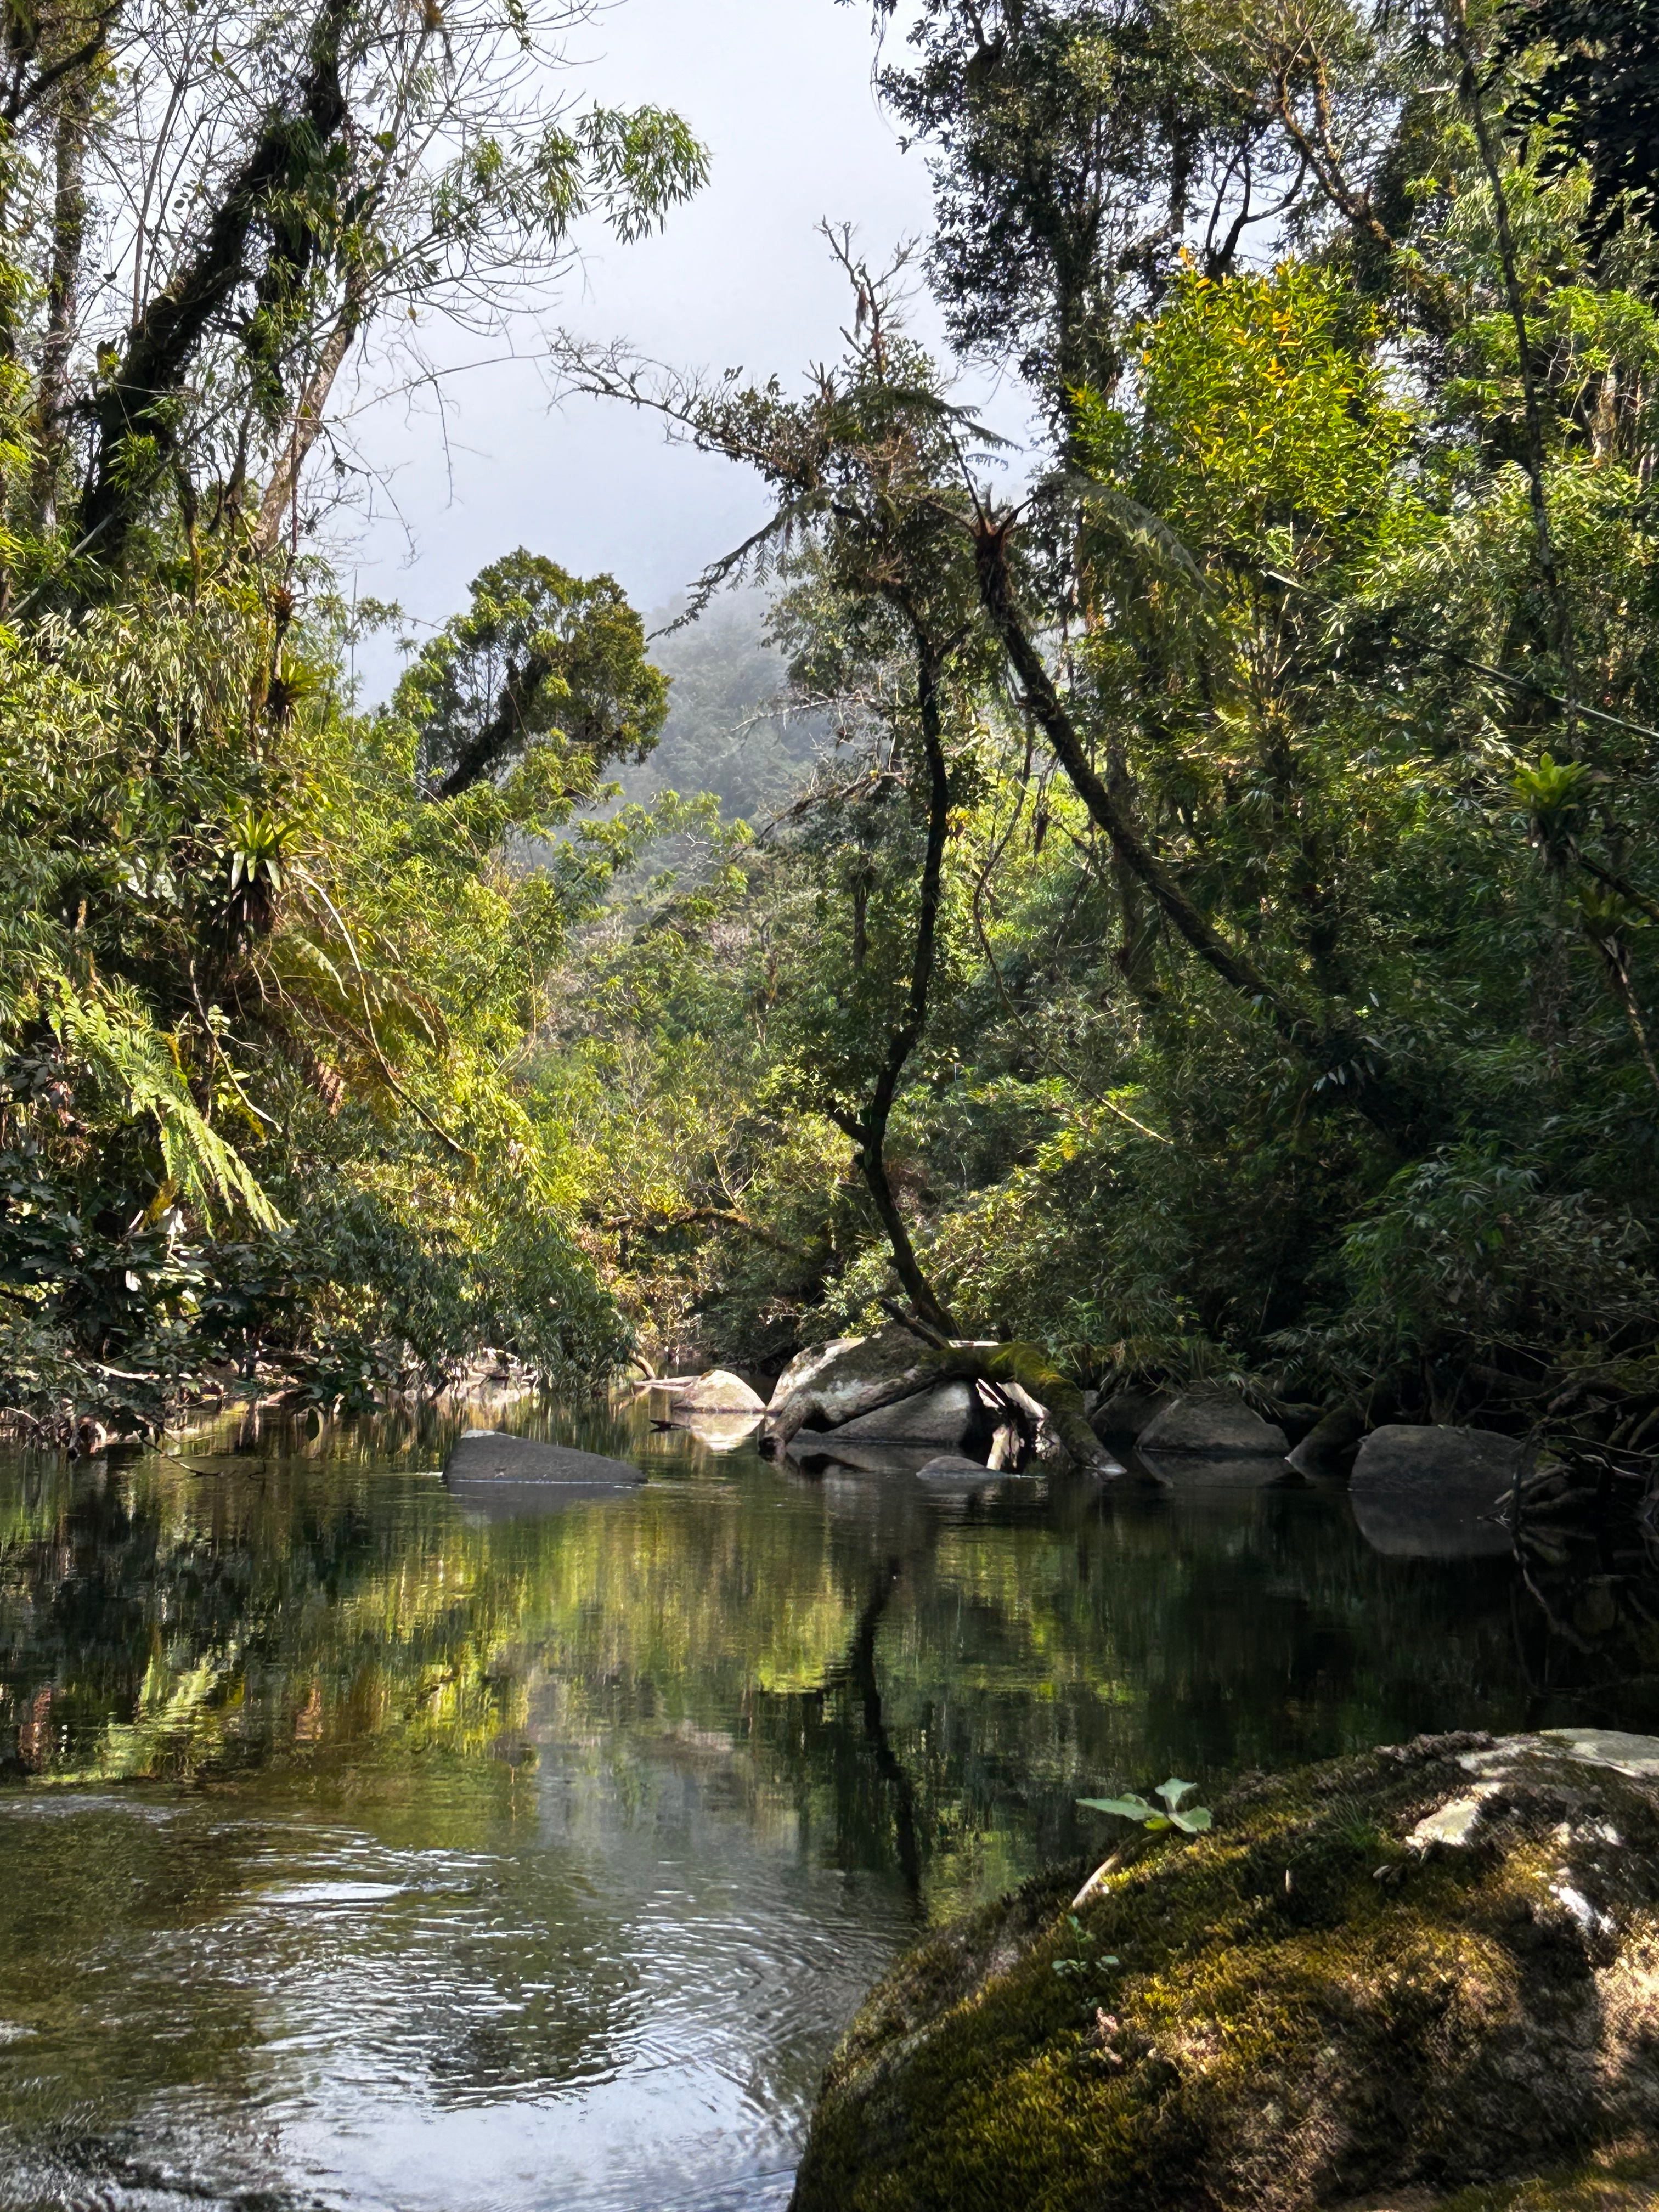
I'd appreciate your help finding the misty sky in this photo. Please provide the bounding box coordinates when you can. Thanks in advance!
[341,0,1025,698]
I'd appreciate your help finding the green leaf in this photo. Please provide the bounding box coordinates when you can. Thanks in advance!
[1170,1807,1213,1833]
[1077,1795,1155,1820]
[1155,1778,1199,1812]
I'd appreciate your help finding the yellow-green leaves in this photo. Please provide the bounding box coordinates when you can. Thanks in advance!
[1128,261,1410,566]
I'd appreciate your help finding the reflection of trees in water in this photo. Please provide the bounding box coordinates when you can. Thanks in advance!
[0,1417,1654,1909]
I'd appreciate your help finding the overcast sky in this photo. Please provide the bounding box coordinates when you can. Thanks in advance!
[340,0,1024,699]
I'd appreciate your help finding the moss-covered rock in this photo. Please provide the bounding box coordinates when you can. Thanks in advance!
[790,1732,1659,2212]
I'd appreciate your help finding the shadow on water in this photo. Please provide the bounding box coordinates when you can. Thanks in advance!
[0,1393,1652,2209]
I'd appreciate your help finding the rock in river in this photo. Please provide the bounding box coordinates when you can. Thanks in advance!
[1285,1403,1367,1479]
[828,1379,980,1448]
[676,1367,765,1415]
[763,1327,941,1449]
[1350,1423,1520,1559]
[765,1337,864,1413]
[790,1730,1659,2212]
[915,1452,1003,1483]
[1090,1386,1173,1442]
[1136,1386,1289,1455]
[444,1430,645,1517]
[1137,1451,1306,1491]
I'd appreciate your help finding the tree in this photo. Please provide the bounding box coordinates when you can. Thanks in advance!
[5,0,706,587]
[397,551,669,804]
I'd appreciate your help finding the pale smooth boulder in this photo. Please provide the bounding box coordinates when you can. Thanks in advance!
[677,1368,765,1414]
[765,1337,864,1413]
[764,1327,940,1447]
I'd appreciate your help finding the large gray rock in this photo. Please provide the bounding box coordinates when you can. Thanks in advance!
[1285,1403,1365,1477]
[830,1379,979,1447]
[1351,1421,1521,1490]
[1349,1423,1520,1558]
[670,1367,760,1414]
[443,1430,645,1518]
[765,1336,864,1413]
[764,1327,940,1448]
[1136,1387,1288,1456]
[1090,1387,1173,1442]
[792,1731,1659,2212]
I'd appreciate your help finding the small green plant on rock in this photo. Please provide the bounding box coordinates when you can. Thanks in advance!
[1077,1778,1213,1835]
[1051,1913,1120,1983]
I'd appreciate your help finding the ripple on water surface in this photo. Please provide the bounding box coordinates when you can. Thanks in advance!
[0,1395,1651,2210]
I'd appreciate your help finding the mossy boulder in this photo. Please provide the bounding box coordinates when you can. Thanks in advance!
[789,1732,1659,2212]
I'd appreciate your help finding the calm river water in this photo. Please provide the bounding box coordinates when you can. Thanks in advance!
[0,1395,1652,2212]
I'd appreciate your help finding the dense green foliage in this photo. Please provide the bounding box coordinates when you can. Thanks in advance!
[541,0,1659,1449]
[0,0,701,1432]
[5,0,1659,1451]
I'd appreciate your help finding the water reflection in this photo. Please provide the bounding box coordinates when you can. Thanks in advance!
[0,1396,1652,2210]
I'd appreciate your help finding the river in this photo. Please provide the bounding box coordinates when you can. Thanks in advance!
[0,1396,1651,2210]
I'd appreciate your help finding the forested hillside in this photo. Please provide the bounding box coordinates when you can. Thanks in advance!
[3,0,1658,1460]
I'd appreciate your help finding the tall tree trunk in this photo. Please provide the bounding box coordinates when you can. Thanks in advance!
[973,511,1414,1137]
[251,268,364,556]
[80,0,354,573]
[1444,0,1577,720]
[830,621,959,1338]
[34,63,95,532]
[975,514,1309,1039]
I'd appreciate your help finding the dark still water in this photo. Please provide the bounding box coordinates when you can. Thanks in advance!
[0,1397,1652,2212]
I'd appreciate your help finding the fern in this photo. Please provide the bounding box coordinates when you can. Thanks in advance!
[51,984,281,1231]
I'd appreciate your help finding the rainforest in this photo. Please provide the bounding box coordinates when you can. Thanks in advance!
[1,0,1658,2206]
[3,0,1657,1455]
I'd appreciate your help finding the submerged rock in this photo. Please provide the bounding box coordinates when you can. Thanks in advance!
[786,1434,957,1479]
[790,1731,1659,2212]
[1137,1387,1289,1455]
[1350,1424,1520,1559]
[1137,1450,1305,1490]
[915,1452,1003,1482]
[443,1430,645,1516]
